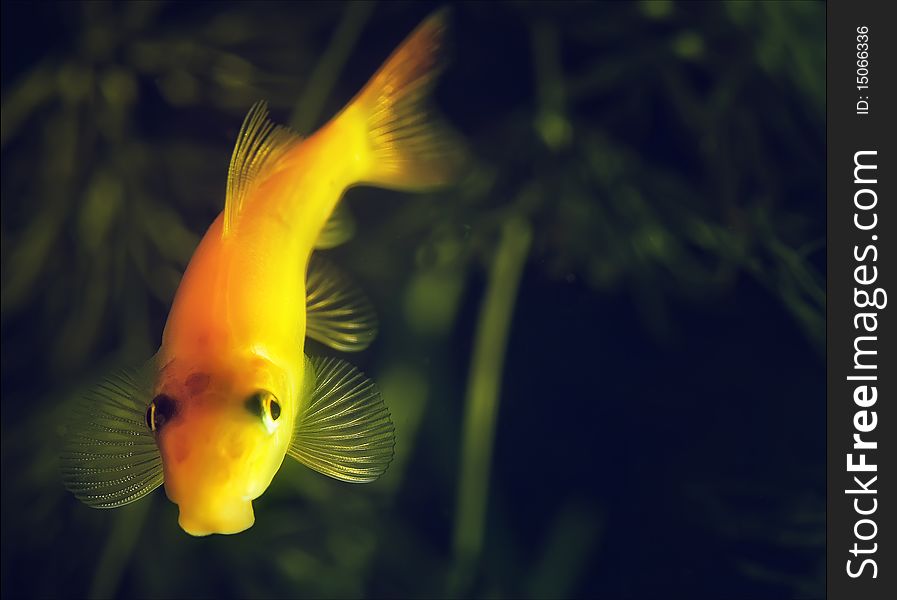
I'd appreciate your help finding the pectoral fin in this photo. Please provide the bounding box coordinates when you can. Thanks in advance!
[305,255,377,352]
[60,365,163,508]
[287,356,395,482]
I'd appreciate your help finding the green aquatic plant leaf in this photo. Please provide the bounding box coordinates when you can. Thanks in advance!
[60,366,163,508]
[287,355,394,482]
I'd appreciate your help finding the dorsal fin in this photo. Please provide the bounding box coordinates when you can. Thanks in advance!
[224,101,302,236]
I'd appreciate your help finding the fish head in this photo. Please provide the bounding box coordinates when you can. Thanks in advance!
[150,355,295,536]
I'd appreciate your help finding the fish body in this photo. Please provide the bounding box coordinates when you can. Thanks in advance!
[155,100,367,534]
[62,11,463,536]
[164,109,365,360]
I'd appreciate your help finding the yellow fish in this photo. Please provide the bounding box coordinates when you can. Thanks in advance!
[61,11,462,536]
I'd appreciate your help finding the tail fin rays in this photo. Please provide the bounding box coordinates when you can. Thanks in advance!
[351,9,465,191]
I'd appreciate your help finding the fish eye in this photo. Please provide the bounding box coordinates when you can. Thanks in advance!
[146,394,177,432]
[245,391,281,427]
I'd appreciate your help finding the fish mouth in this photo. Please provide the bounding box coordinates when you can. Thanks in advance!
[177,500,255,536]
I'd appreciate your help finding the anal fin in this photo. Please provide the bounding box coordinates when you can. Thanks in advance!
[314,203,356,249]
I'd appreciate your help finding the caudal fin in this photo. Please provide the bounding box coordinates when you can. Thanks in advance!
[349,9,465,191]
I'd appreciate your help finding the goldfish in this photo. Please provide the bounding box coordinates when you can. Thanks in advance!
[61,10,463,536]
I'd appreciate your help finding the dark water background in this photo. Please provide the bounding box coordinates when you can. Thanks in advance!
[1,2,824,598]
